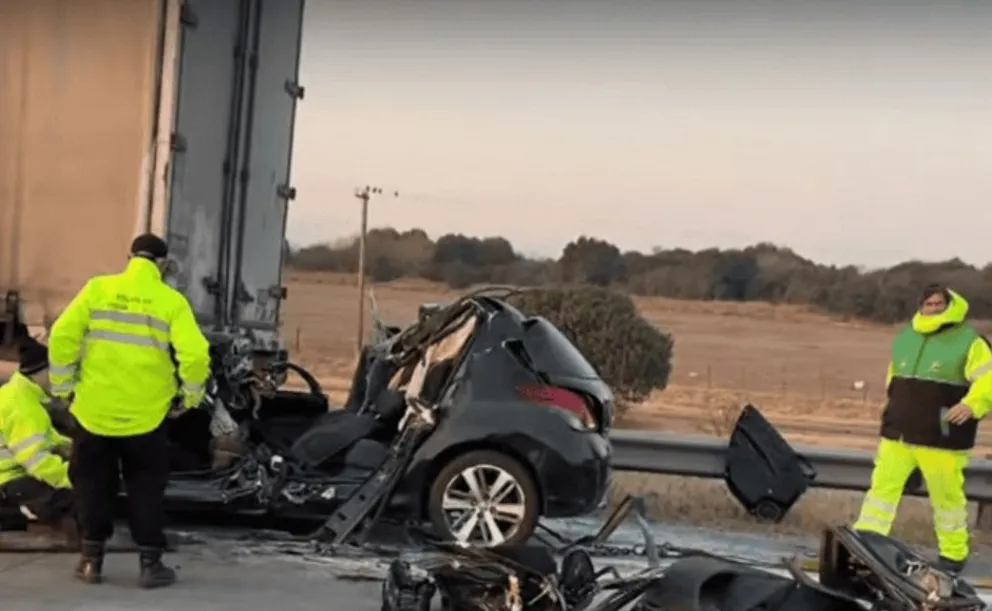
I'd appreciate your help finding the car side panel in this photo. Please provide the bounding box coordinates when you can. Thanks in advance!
[390,311,613,519]
[395,400,611,519]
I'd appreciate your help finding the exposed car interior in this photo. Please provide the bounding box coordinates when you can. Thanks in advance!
[145,288,614,547]
[165,300,483,478]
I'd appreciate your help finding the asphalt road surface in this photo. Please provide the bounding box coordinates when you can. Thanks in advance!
[7,521,992,611]
[0,543,384,611]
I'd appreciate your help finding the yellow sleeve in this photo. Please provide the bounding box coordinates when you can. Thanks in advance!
[963,336,992,418]
[885,361,895,388]
[2,406,71,489]
[52,430,72,448]
[169,296,210,409]
[47,280,95,399]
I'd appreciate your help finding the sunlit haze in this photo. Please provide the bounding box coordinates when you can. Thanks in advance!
[286,1,992,268]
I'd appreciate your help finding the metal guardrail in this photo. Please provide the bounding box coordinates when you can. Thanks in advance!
[609,429,992,503]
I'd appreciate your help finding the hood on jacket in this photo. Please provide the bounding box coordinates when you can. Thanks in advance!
[912,289,969,334]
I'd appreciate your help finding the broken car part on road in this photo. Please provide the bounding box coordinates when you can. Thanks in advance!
[382,518,987,611]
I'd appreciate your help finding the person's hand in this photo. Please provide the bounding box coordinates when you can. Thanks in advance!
[168,405,191,419]
[47,395,70,412]
[167,397,189,419]
[945,403,976,425]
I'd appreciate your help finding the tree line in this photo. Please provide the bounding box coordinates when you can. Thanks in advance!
[286,228,992,324]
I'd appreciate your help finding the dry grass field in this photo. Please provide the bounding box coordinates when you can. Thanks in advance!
[281,270,992,548]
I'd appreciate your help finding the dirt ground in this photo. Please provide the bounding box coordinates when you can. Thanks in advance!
[281,271,992,547]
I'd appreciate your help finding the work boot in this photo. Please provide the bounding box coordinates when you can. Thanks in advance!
[138,547,177,589]
[935,555,967,575]
[74,540,105,584]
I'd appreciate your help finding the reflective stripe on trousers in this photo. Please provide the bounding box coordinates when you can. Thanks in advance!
[853,437,971,561]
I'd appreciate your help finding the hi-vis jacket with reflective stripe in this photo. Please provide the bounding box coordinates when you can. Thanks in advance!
[0,372,71,489]
[882,291,992,450]
[48,257,211,437]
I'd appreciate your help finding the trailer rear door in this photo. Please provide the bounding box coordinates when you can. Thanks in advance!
[227,0,304,334]
[166,0,245,329]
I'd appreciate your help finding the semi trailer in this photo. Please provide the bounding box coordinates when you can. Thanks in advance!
[0,0,305,370]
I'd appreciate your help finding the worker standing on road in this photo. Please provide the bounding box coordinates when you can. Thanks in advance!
[48,234,211,588]
[854,284,992,574]
[0,337,78,545]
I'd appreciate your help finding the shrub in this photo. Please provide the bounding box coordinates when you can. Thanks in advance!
[509,286,674,416]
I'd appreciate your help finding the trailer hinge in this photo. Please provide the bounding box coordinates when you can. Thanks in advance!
[202,277,221,296]
[284,80,305,100]
[237,282,254,304]
[248,53,259,71]
[277,184,297,201]
[238,168,250,185]
[179,2,198,28]
[170,133,187,153]
[266,285,287,301]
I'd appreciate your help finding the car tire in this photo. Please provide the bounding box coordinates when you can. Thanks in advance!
[752,498,785,523]
[427,450,540,547]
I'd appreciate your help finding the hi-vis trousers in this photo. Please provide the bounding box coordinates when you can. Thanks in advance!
[854,438,971,561]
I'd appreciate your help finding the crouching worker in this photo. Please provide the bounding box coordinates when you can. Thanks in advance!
[0,337,78,545]
[854,285,992,574]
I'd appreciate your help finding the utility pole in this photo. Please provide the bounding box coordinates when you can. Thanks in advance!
[353,185,398,352]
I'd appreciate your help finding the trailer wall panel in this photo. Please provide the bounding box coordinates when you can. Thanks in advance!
[0,0,163,324]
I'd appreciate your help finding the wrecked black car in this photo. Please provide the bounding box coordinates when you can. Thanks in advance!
[158,287,613,546]
[383,514,987,611]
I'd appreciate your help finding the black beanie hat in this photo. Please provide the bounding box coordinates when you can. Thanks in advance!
[130,233,169,260]
[18,337,49,376]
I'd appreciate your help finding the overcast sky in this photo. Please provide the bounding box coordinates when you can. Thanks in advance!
[286,1,992,268]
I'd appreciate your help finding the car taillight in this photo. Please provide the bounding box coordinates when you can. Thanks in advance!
[517,383,596,430]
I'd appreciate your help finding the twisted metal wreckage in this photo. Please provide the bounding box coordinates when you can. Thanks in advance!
[4,286,613,549]
[381,499,988,611]
[1,288,987,610]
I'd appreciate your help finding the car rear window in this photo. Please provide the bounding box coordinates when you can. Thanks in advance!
[520,317,600,379]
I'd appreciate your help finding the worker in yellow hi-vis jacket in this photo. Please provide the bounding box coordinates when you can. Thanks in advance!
[0,337,77,545]
[854,284,992,574]
[48,234,210,588]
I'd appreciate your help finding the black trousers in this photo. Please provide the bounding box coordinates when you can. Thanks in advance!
[69,420,169,549]
[0,477,75,524]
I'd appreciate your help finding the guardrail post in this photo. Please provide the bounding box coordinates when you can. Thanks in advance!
[977,503,992,532]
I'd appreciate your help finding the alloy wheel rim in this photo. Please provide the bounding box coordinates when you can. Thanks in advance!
[440,465,527,546]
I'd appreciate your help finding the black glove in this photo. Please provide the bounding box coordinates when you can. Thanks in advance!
[47,395,71,412]
[167,397,189,419]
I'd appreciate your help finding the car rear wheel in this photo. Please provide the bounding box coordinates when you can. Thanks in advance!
[427,450,539,547]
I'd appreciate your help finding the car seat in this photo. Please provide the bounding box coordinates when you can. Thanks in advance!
[286,311,480,472]
[287,389,407,470]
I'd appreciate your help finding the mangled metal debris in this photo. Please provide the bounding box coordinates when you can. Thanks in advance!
[381,520,987,611]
